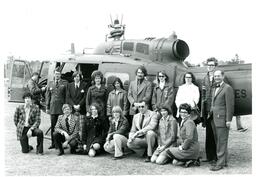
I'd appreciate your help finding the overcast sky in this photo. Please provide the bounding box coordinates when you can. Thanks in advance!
[1,0,255,64]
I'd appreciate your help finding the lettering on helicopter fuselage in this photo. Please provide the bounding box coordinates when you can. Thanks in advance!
[235,89,247,99]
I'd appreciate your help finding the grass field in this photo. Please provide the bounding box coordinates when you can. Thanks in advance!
[4,101,252,175]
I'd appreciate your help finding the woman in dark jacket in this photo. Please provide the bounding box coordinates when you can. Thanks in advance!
[104,106,130,160]
[82,103,106,157]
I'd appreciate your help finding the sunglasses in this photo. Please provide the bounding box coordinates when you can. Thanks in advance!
[158,75,165,78]
[138,105,145,108]
[208,64,215,66]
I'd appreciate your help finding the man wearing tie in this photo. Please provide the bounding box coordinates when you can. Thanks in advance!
[46,67,67,149]
[210,70,234,171]
[66,71,88,115]
[53,104,80,156]
[127,101,158,162]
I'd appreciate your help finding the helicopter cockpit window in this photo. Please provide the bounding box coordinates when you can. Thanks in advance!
[136,43,149,55]
[123,42,134,51]
[104,72,130,92]
[61,62,78,82]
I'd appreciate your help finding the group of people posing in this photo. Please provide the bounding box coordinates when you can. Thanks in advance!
[14,58,235,171]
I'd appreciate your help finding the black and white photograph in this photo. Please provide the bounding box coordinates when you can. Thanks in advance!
[1,0,254,176]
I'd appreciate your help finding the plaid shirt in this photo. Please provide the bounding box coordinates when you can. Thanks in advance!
[14,104,41,140]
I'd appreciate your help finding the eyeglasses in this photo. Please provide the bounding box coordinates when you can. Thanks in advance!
[138,106,145,108]
[179,111,188,114]
[208,64,215,67]
[158,75,165,78]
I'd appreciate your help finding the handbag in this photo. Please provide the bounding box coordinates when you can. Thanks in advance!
[190,102,201,125]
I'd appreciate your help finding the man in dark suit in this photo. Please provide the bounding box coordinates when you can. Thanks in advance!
[128,66,153,124]
[66,71,87,115]
[53,104,80,156]
[210,70,234,171]
[127,101,158,162]
[46,68,67,149]
[14,92,44,155]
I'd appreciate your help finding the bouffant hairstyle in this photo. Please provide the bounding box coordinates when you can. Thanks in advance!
[91,70,104,85]
[160,105,172,115]
[89,102,101,114]
[112,77,124,90]
[179,103,192,114]
[135,65,148,76]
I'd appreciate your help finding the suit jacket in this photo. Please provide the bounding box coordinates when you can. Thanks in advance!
[55,114,80,142]
[128,79,153,115]
[66,81,87,114]
[107,116,130,140]
[46,79,67,115]
[211,82,234,128]
[129,110,158,138]
[14,104,41,140]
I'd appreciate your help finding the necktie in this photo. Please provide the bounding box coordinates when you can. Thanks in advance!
[140,114,145,129]
[65,116,70,133]
[56,80,59,87]
[215,84,220,88]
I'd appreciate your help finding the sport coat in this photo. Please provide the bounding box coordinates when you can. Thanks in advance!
[129,110,158,138]
[211,82,234,127]
[55,114,80,142]
[128,79,153,115]
[66,81,87,114]
[107,116,130,140]
[14,104,41,140]
[46,79,67,115]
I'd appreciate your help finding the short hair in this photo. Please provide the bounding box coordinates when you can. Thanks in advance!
[62,104,72,111]
[54,66,61,73]
[160,105,172,115]
[138,100,149,107]
[179,103,192,114]
[112,106,124,117]
[91,70,104,84]
[72,71,82,80]
[22,92,33,99]
[112,77,124,90]
[182,72,196,84]
[157,70,169,83]
[206,57,218,66]
[135,65,147,76]
[214,70,224,76]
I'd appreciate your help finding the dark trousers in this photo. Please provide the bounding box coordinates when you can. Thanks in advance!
[53,132,78,153]
[205,116,217,161]
[20,127,44,153]
[50,114,59,146]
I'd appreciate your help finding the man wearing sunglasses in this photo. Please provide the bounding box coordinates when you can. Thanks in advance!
[127,101,158,162]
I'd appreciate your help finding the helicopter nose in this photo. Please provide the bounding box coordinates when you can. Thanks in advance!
[172,39,190,60]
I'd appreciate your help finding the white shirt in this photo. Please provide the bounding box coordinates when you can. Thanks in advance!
[175,83,200,117]
[215,81,224,96]
[24,106,31,127]
[159,81,165,90]
[75,82,80,88]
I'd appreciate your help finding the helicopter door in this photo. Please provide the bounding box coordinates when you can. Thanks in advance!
[8,60,32,102]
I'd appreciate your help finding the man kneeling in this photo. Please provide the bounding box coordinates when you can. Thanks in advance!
[53,104,80,156]
[127,101,158,162]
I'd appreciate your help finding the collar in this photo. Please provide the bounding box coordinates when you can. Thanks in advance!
[161,115,171,122]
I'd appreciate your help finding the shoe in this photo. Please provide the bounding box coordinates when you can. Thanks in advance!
[184,160,194,168]
[194,159,200,166]
[36,148,44,155]
[112,155,124,160]
[201,158,210,162]
[238,128,248,132]
[144,156,151,162]
[29,145,33,152]
[210,165,223,171]
[48,145,55,149]
[57,151,64,156]
[209,160,217,165]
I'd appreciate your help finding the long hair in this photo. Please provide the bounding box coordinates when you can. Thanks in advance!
[156,70,169,83]
[112,105,124,119]
[182,72,196,84]
[112,77,124,90]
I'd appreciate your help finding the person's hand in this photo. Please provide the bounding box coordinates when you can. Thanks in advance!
[86,112,90,116]
[46,109,50,114]
[158,146,165,153]
[26,129,32,138]
[226,121,231,129]
[179,145,183,151]
[41,86,46,92]
[83,144,87,150]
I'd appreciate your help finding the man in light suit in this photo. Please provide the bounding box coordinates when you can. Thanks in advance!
[46,68,67,149]
[53,104,80,156]
[128,66,153,124]
[210,70,234,171]
[127,101,158,162]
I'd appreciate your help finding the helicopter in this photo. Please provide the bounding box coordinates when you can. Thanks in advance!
[7,17,252,117]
